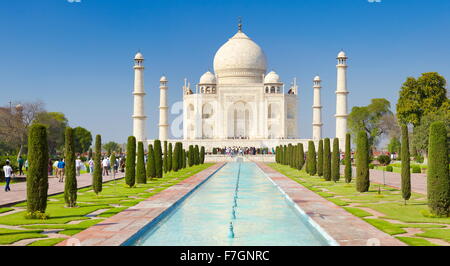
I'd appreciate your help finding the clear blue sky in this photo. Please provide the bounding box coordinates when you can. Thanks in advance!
[1,0,449,143]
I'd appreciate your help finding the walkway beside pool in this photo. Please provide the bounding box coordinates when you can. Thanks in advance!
[57,163,225,246]
[257,163,405,246]
[0,172,125,207]
[341,166,427,195]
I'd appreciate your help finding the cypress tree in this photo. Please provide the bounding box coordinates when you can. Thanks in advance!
[146,144,156,178]
[298,144,305,170]
[178,143,184,168]
[287,144,293,168]
[427,121,449,216]
[163,141,168,173]
[125,136,136,187]
[110,152,116,175]
[194,145,200,165]
[344,133,352,183]
[317,140,324,177]
[168,143,173,172]
[188,145,194,167]
[88,148,93,160]
[293,145,298,169]
[283,145,287,165]
[401,125,411,203]
[136,141,146,184]
[172,143,179,172]
[154,140,163,178]
[307,141,317,176]
[323,138,331,181]
[331,138,340,182]
[27,124,49,215]
[93,135,103,195]
[356,131,370,192]
[200,146,205,164]
[64,127,77,208]
[182,149,187,169]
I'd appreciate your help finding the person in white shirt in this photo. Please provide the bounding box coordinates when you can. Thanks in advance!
[88,158,95,176]
[102,158,109,176]
[3,161,13,192]
[75,157,82,177]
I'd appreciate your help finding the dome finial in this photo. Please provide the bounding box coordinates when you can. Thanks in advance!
[238,17,242,32]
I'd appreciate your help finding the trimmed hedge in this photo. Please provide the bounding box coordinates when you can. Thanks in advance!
[317,140,324,177]
[307,141,317,176]
[146,144,156,178]
[344,133,352,183]
[331,138,340,182]
[154,140,163,178]
[323,138,331,181]
[93,135,103,195]
[356,131,370,192]
[125,136,136,187]
[401,125,411,201]
[136,141,146,184]
[64,127,77,207]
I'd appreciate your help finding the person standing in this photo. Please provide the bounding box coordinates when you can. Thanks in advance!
[48,159,53,176]
[57,158,65,182]
[88,158,95,176]
[102,157,109,176]
[17,156,24,176]
[75,157,82,177]
[3,160,13,192]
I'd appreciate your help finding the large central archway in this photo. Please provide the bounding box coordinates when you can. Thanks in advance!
[227,101,252,139]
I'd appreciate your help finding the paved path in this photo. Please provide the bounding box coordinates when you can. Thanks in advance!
[341,166,427,195]
[0,172,125,207]
[57,163,225,246]
[259,163,405,246]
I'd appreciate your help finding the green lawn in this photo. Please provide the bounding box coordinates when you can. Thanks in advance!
[0,163,214,246]
[268,163,450,246]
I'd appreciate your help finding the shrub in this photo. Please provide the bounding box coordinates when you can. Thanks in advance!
[154,140,163,178]
[167,143,173,172]
[182,149,187,169]
[317,140,324,177]
[125,136,136,187]
[163,141,168,173]
[401,124,411,202]
[93,135,103,195]
[385,165,393,172]
[427,121,449,217]
[64,127,77,207]
[377,155,391,166]
[200,146,205,164]
[412,165,421,173]
[136,141,146,184]
[344,133,352,183]
[369,164,375,169]
[172,142,179,172]
[356,131,370,192]
[188,145,194,167]
[298,144,305,170]
[146,144,156,178]
[25,211,49,220]
[212,148,217,155]
[307,141,316,176]
[323,138,331,181]
[331,138,340,182]
[26,124,49,215]
[194,145,200,165]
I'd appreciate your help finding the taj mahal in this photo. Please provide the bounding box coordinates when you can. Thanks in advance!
[131,23,349,151]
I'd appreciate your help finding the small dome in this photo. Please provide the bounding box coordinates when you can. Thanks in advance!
[264,71,281,84]
[135,52,144,60]
[314,76,321,81]
[199,71,216,84]
[337,51,347,58]
[160,76,168,82]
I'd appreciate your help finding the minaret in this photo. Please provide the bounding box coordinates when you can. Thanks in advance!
[159,76,169,141]
[132,52,146,142]
[335,51,349,150]
[312,76,323,141]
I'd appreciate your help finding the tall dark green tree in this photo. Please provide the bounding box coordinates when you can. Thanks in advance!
[172,142,180,172]
[64,127,77,207]
[73,126,92,154]
[27,124,49,215]
[188,145,194,167]
[344,133,352,183]
[331,138,340,182]
[194,145,200,165]
[168,143,173,172]
[163,141,168,173]
[182,149,187,169]
[93,135,102,195]
[136,141,146,184]
[298,144,305,170]
[317,140,324,177]
[427,121,449,216]
[154,140,163,178]
[401,125,411,203]
[146,144,156,178]
[200,146,205,164]
[307,141,317,176]
[125,136,136,187]
[356,131,370,192]
[323,138,331,181]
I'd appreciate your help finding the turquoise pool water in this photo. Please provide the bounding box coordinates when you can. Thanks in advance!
[130,162,334,246]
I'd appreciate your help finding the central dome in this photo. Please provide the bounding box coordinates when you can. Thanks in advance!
[213,30,267,84]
